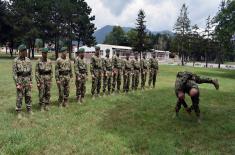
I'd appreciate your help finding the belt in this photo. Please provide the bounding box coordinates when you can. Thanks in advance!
[39,70,51,75]
[17,72,31,77]
[59,71,70,75]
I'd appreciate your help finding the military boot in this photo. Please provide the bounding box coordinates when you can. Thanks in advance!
[212,79,219,90]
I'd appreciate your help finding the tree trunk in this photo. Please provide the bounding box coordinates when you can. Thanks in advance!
[32,39,35,59]
[205,51,208,68]
[55,36,59,59]
[6,45,8,54]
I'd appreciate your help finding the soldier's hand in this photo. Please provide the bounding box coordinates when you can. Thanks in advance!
[29,83,33,88]
[56,81,61,84]
[37,83,40,87]
[16,84,22,90]
[92,74,95,79]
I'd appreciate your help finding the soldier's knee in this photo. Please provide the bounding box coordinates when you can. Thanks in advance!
[178,91,185,100]
[189,88,199,97]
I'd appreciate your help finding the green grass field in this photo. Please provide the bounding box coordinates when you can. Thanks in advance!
[0,59,234,155]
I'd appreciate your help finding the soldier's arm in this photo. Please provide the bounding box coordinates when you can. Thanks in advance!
[29,61,33,82]
[74,59,79,76]
[69,60,73,78]
[35,61,40,84]
[12,60,18,85]
[156,59,159,71]
[90,57,94,74]
[55,60,60,81]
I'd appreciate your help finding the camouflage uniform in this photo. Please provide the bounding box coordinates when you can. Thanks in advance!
[148,57,159,88]
[90,55,103,96]
[12,46,32,113]
[35,56,53,109]
[123,58,133,93]
[74,55,88,99]
[175,71,219,117]
[55,55,73,106]
[112,55,123,92]
[102,56,113,94]
[131,58,140,90]
[140,57,148,89]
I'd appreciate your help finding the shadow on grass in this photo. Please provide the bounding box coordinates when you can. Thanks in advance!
[99,88,234,154]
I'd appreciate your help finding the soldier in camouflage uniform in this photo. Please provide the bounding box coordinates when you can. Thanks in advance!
[112,51,123,93]
[140,53,148,90]
[175,71,219,123]
[74,48,88,104]
[102,49,113,95]
[55,47,73,107]
[35,48,53,111]
[123,52,133,93]
[13,44,33,118]
[131,52,141,90]
[90,46,103,98]
[148,52,159,88]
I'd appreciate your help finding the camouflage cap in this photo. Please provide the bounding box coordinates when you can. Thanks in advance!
[95,46,100,51]
[105,49,110,53]
[41,48,49,53]
[78,48,85,53]
[60,47,68,53]
[18,44,27,52]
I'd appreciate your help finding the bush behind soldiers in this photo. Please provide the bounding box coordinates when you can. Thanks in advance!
[35,48,53,111]
[13,44,33,119]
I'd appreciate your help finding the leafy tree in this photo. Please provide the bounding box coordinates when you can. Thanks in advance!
[104,26,128,45]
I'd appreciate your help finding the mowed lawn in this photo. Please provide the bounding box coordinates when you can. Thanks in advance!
[0,59,234,155]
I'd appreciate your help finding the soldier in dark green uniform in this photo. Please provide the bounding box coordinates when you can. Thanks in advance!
[55,47,73,107]
[131,52,141,90]
[123,52,133,93]
[13,44,33,118]
[102,49,113,95]
[175,71,219,123]
[112,51,123,93]
[74,48,88,104]
[140,52,148,90]
[90,46,103,99]
[148,52,159,88]
[35,48,53,111]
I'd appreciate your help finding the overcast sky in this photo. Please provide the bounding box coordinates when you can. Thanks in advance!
[85,0,222,31]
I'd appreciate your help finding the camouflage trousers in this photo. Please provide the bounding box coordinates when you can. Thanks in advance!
[141,69,148,89]
[76,74,87,98]
[91,70,102,95]
[149,68,157,88]
[175,76,213,117]
[112,68,122,92]
[16,84,32,112]
[38,77,51,107]
[132,70,140,90]
[123,70,132,93]
[103,71,112,94]
[57,76,71,105]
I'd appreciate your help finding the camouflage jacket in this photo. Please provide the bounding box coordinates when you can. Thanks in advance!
[35,58,53,83]
[123,59,133,71]
[12,57,32,85]
[90,55,102,74]
[112,55,123,69]
[140,58,148,70]
[102,57,112,72]
[175,71,194,91]
[74,57,88,75]
[55,57,73,81]
[149,58,159,70]
[131,59,141,70]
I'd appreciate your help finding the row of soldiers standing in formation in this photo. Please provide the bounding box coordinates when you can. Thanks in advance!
[12,44,159,118]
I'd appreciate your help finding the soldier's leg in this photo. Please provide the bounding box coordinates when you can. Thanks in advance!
[103,75,107,93]
[57,79,63,106]
[189,88,200,119]
[141,72,144,89]
[16,89,23,113]
[148,69,153,87]
[117,70,121,91]
[107,74,112,94]
[97,72,101,95]
[153,70,157,88]
[44,81,51,110]
[81,77,86,98]
[127,72,131,92]
[135,71,140,90]
[91,74,97,96]
[194,75,219,90]
[112,72,117,92]
[38,83,44,109]
[132,71,135,90]
[123,74,127,92]
[63,78,70,107]
[75,78,79,98]
[77,78,82,102]
[25,86,32,113]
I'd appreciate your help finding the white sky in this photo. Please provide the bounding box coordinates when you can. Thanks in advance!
[85,0,222,31]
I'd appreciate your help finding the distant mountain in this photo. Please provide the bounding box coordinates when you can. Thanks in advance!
[93,25,174,44]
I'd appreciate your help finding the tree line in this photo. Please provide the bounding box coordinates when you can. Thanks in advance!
[0,0,96,59]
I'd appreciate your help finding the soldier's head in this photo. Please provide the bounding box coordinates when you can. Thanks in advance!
[78,48,85,59]
[106,49,110,58]
[41,48,49,59]
[134,52,138,59]
[152,52,156,58]
[60,47,68,59]
[126,52,130,60]
[143,52,147,59]
[95,46,100,56]
[18,44,27,58]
